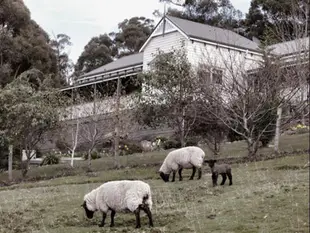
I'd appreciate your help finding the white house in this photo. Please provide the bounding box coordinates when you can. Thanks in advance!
[62,15,309,120]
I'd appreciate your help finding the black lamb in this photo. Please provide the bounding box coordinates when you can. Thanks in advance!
[205,159,232,187]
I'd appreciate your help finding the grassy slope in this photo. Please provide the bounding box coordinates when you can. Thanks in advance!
[0,154,308,233]
[0,133,309,184]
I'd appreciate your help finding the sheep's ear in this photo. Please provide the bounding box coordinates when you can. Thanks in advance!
[81,201,86,207]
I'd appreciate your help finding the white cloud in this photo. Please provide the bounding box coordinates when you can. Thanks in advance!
[24,0,250,63]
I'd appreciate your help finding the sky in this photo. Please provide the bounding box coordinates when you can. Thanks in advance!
[24,0,251,64]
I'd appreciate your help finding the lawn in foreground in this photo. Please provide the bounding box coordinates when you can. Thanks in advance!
[0,154,308,233]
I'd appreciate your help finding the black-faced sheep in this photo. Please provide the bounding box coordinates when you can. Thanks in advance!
[82,180,153,228]
[159,146,206,182]
[205,159,233,187]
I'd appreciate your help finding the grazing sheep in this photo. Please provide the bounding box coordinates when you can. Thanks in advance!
[82,180,153,229]
[159,146,206,182]
[205,159,232,187]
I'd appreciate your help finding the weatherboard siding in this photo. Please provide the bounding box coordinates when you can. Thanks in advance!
[142,31,187,71]
[187,40,261,71]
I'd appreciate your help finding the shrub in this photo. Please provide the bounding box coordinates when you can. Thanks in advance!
[41,153,60,166]
[163,139,181,150]
[120,142,143,155]
[83,151,102,160]
[55,139,69,152]
[296,127,309,134]
[155,136,168,142]
[186,137,199,146]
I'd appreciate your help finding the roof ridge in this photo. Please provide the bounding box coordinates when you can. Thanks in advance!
[166,15,250,40]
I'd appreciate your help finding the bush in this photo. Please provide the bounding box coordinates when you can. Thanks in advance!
[155,136,168,142]
[296,127,309,134]
[83,151,102,160]
[41,153,60,166]
[55,139,69,153]
[163,139,181,150]
[120,142,143,155]
[186,137,199,146]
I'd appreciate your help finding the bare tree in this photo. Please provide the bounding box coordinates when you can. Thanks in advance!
[111,78,139,167]
[196,46,304,157]
[266,0,310,153]
[57,93,83,168]
[79,85,114,171]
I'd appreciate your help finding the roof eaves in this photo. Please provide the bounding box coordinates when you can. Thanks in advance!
[165,16,190,39]
[139,17,165,52]
[80,61,143,79]
[189,35,261,53]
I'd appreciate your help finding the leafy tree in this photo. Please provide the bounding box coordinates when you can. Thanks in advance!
[74,17,154,76]
[188,101,228,155]
[110,17,154,57]
[50,33,74,85]
[0,69,67,177]
[136,46,197,147]
[157,0,243,29]
[245,0,309,42]
[0,0,60,87]
[75,34,116,75]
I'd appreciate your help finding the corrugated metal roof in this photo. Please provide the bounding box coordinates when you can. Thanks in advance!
[267,37,309,56]
[81,52,143,78]
[166,16,260,52]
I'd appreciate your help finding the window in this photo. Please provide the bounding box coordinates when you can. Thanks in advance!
[198,64,223,85]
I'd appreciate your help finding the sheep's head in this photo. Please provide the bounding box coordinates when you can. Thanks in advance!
[81,201,94,219]
[205,159,217,168]
[159,172,170,182]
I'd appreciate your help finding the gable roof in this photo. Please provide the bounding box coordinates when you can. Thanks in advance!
[80,53,143,78]
[166,16,259,52]
[267,37,309,56]
[139,15,260,53]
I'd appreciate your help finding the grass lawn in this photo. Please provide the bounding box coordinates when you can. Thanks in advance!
[0,153,309,233]
[0,133,309,184]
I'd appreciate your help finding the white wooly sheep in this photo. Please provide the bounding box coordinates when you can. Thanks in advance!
[159,146,206,182]
[82,180,153,229]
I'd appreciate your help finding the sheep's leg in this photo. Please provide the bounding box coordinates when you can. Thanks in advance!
[189,167,196,180]
[140,205,154,227]
[171,171,176,182]
[197,167,202,180]
[227,172,233,185]
[220,174,227,185]
[98,212,107,227]
[110,210,116,227]
[134,208,141,228]
[178,168,183,181]
[211,173,218,187]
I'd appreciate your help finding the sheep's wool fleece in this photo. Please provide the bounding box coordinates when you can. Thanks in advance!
[84,180,152,213]
[159,146,205,174]
[213,164,231,173]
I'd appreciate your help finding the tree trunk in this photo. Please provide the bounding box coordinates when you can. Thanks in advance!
[71,118,80,168]
[71,149,75,167]
[22,159,30,178]
[247,139,259,157]
[114,77,121,169]
[87,149,92,172]
[214,141,219,156]
[274,106,282,154]
[180,108,186,147]
[8,144,13,182]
